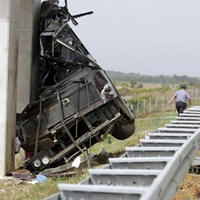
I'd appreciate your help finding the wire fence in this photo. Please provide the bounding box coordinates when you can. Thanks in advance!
[129,87,200,116]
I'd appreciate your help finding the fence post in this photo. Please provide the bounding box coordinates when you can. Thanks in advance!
[149,98,152,113]
[195,88,198,100]
[143,99,146,114]
[167,94,171,111]
[155,97,158,111]
[137,101,140,115]
[191,88,194,99]
[165,96,168,111]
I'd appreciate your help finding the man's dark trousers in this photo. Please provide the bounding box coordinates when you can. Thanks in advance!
[176,102,187,115]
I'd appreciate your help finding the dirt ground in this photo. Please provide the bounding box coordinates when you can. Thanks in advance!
[174,173,200,200]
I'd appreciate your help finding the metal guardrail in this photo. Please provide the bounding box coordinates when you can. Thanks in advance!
[45,106,200,200]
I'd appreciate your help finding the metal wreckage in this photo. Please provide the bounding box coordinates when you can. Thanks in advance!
[16,0,136,174]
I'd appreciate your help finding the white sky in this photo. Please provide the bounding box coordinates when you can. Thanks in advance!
[58,0,200,77]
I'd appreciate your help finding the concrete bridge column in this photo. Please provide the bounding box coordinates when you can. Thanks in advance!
[0,0,40,176]
[17,0,40,113]
[0,0,19,176]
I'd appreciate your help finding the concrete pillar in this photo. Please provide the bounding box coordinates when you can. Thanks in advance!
[0,0,19,176]
[17,0,40,113]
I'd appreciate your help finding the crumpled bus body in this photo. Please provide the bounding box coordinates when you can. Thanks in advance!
[16,1,135,172]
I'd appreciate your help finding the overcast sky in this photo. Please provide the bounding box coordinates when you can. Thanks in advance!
[59,0,200,77]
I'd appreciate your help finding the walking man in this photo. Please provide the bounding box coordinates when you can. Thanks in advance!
[169,84,192,115]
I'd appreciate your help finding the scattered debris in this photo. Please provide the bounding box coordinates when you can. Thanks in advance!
[12,169,31,180]
[71,156,81,168]
[39,150,111,176]
[36,175,47,184]
[190,157,200,174]
[28,180,39,185]
[46,170,82,178]
[28,175,47,185]
[0,189,6,194]
[96,149,109,164]
[0,177,23,186]
[192,157,200,166]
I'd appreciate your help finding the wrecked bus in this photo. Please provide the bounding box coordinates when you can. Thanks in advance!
[16,0,135,173]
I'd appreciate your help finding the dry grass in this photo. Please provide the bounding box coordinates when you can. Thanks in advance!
[174,174,200,200]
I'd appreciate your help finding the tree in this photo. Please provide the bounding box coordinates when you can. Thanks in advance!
[130,78,137,88]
